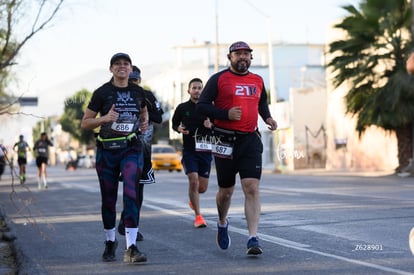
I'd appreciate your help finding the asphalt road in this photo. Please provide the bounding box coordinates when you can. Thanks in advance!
[0,164,414,275]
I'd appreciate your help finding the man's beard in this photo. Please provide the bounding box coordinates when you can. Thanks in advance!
[232,60,250,73]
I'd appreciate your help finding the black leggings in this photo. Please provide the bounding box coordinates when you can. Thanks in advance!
[137,183,144,221]
[120,183,144,226]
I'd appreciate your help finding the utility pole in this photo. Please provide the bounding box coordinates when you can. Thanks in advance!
[244,0,276,104]
[214,0,219,73]
[244,0,279,172]
[266,17,277,105]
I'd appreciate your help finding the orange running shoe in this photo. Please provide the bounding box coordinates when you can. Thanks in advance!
[189,201,194,210]
[194,215,207,228]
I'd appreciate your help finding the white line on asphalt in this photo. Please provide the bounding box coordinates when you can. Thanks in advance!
[144,199,414,275]
[61,183,413,274]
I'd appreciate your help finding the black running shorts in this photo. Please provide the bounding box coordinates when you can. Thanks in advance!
[214,131,263,188]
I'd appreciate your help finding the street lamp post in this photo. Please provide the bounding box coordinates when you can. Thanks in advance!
[267,17,277,105]
[245,0,279,171]
[214,0,219,73]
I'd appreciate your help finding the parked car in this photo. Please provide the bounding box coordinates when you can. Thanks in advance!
[151,144,182,172]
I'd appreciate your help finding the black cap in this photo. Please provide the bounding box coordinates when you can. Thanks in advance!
[228,41,252,53]
[129,71,141,80]
[129,65,141,80]
[110,53,132,66]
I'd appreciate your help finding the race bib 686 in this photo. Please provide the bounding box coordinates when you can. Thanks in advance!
[111,122,134,134]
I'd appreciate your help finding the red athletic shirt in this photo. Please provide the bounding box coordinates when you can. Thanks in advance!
[198,69,271,133]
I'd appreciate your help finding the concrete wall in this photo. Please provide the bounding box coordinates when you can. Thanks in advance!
[325,86,398,171]
[290,87,327,169]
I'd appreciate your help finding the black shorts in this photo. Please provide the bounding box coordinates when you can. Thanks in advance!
[36,156,48,168]
[181,150,212,178]
[214,131,263,188]
[17,157,27,166]
[0,158,5,176]
[140,145,155,184]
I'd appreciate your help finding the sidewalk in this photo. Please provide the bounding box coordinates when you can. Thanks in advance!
[0,205,17,275]
[0,166,23,275]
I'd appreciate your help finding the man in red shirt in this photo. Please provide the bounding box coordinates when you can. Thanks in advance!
[197,41,277,255]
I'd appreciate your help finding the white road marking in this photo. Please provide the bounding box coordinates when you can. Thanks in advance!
[144,198,414,275]
[60,182,414,274]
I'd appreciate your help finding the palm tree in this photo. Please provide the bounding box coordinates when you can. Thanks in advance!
[328,0,414,172]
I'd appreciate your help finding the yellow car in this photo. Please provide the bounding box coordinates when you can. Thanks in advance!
[151,144,183,172]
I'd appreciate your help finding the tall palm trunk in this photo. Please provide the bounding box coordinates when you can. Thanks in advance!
[395,124,413,172]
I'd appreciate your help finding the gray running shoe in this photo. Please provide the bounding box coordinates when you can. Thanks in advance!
[124,245,147,263]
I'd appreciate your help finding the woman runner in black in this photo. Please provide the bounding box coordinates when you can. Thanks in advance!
[81,53,148,264]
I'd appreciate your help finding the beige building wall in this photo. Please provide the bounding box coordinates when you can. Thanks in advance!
[290,87,327,169]
[325,85,398,171]
[284,79,398,172]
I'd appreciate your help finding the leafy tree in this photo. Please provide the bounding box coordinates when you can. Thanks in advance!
[60,89,95,145]
[32,116,55,143]
[0,0,64,113]
[328,0,414,171]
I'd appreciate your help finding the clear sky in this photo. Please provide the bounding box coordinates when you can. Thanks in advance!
[10,0,360,99]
